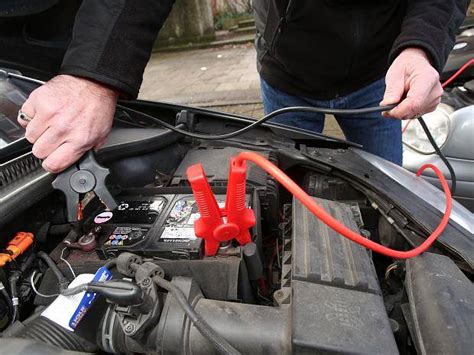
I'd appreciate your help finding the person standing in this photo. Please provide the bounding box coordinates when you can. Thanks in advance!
[16,0,468,172]
[254,0,468,164]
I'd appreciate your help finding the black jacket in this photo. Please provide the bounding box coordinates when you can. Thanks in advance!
[0,0,175,98]
[59,0,175,98]
[254,0,469,99]
[0,0,468,99]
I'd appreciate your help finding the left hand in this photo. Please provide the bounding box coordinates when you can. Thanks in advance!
[18,75,118,173]
[381,47,443,120]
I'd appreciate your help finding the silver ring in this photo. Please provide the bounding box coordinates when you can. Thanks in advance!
[18,110,34,122]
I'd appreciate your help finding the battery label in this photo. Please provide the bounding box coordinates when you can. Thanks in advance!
[103,226,150,246]
[161,197,226,241]
[95,198,166,225]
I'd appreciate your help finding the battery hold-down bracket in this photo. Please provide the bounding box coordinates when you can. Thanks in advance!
[186,157,255,256]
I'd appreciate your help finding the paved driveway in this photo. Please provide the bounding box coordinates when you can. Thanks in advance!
[139,44,344,138]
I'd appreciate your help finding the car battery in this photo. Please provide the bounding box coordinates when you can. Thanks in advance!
[170,147,279,228]
[89,194,234,260]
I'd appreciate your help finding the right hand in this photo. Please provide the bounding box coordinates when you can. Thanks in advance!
[380,47,443,120]
[18,74,119,173]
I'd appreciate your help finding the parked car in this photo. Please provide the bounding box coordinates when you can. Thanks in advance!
[2,65,474,355]
[403,17,474,211]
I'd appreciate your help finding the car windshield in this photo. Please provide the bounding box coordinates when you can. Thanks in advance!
[0,75,27,149]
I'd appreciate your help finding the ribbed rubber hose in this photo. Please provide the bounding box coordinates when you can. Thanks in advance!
[152,276,240,355]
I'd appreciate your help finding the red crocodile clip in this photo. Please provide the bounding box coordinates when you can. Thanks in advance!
[186,158,255,256]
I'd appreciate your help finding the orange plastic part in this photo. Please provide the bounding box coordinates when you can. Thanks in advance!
[0,232,34,267]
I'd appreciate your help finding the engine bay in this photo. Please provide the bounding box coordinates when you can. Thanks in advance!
[0,96,473,353]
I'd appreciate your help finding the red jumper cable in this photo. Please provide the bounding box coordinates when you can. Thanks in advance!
[188,152,452,260]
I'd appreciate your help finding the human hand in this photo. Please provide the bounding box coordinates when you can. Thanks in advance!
[18,75,118,173]
[381,47,443,120]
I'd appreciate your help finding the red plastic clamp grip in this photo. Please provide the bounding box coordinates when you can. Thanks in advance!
[186,159,255,256]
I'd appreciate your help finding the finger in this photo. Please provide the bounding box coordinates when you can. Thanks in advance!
[380,69,406,107]
[18,99,36,128]
[42,143,85,173]
[24,112,52,144]
[386,79,436,120]
[31,127,66,160]
[94,137,108,150]
[400,85,441,120]
[424,96,442,115]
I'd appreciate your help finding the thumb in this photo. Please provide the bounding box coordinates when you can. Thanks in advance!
[381,67,406,106]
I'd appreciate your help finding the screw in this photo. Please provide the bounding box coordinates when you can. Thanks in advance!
[141,278,151,287]
[124,323,135,334]
[79,178,86,185]
[337,149,346,154]
[328,157,336,163]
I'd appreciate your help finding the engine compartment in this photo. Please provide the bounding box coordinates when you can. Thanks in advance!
[0,133,473,354]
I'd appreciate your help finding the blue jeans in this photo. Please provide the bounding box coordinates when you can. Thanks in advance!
[261,78,402,165]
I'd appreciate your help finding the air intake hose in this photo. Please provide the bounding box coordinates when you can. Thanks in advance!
[19,316,97,353]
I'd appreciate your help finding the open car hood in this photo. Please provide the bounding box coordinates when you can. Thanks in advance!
[0,71,473,354]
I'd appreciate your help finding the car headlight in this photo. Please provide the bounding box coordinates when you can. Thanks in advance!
[402,103,453,154]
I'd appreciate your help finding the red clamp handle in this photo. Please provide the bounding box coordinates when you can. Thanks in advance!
[225,158,255,246]
[186,159,255,256]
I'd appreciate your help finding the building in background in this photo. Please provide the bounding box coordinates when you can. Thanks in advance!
[156,0,215,48]
[155,0,255,49]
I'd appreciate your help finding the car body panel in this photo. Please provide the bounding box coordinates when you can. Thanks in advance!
[442,105,474,160]
[356,149,473,234]
[403,105,474,211]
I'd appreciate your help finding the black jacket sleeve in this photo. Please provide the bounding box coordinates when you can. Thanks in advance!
[59,0,175,98]
[389,0,469,72]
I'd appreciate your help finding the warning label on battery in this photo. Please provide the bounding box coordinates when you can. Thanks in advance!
[95,198,166,225]
[103,226,149,246]
[161,196,225,240]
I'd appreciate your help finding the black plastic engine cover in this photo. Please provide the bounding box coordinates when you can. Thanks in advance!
[291,197,398,354]
[292,197,380,294]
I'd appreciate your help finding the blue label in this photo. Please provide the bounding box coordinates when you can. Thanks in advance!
[69,266,112,329]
